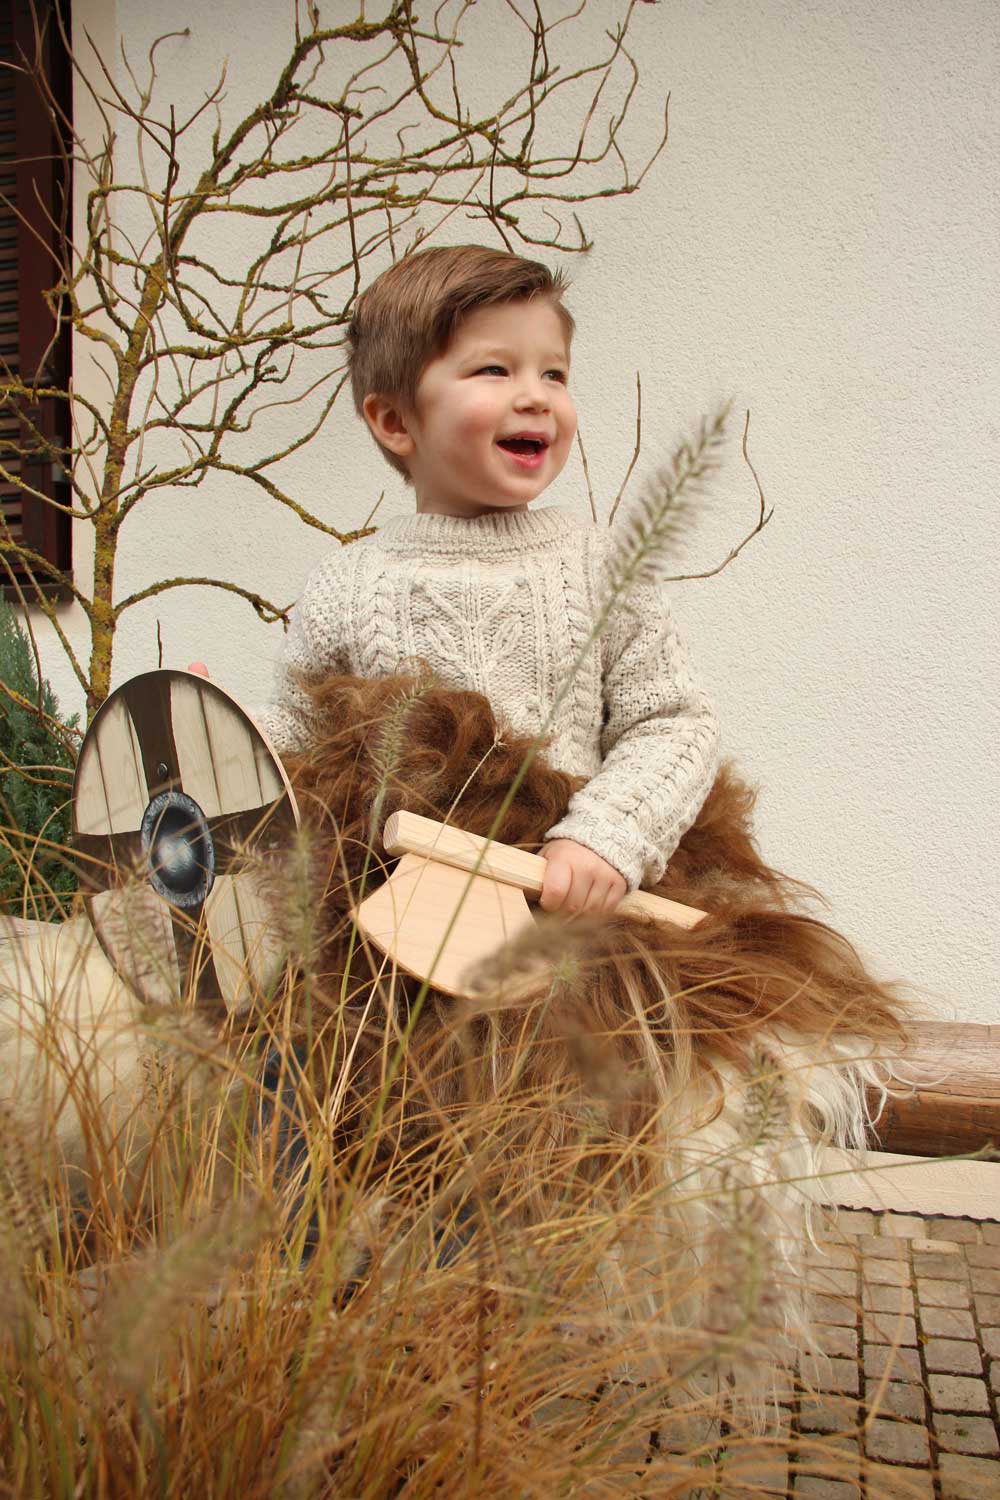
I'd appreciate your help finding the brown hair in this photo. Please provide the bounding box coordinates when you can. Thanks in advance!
[347,244,574,476]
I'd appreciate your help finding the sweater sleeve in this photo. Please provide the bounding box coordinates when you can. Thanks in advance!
[256,550,351,755]
[542,584,720,891]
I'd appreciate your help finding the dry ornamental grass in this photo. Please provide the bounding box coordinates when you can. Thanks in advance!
[0,667,913,1497]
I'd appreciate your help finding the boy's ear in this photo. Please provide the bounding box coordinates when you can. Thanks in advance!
[362,393,415,461]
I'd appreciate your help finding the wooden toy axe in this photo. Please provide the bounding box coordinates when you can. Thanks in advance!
[354,810,707,999]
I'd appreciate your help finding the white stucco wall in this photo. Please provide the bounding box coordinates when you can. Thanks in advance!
[34,0,998,1022]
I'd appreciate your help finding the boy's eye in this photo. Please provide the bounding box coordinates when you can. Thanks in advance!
[475,364,507,376]
[544,368,568,383]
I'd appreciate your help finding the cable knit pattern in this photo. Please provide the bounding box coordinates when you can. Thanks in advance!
[259,506,720,891]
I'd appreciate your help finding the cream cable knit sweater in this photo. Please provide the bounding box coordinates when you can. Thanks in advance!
[259,506,720,892]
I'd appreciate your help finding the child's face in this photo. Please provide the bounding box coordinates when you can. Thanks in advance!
[394,299,576,517]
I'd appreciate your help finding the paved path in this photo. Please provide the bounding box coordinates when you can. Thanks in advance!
[802,1206,999,1499]
[701,1207,1000,1499]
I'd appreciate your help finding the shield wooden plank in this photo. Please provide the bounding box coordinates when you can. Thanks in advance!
[74,692,147,838]
[73,670,299,1012]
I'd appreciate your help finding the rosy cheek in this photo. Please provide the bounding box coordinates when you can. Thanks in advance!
[454,397,501,440]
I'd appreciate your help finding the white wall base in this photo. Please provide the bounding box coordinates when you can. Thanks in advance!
[818,1147,1000,1220]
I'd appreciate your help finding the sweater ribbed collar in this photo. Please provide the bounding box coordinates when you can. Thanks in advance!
[372,506,573,559]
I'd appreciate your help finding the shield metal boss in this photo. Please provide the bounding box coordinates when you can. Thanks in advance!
[72,670,299,1012]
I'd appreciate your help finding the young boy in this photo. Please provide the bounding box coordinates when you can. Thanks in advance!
[259,244,719,917]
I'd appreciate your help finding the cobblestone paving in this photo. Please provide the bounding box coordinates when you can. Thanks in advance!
[735,1209,999,1499]
[655,1208,1000,1499]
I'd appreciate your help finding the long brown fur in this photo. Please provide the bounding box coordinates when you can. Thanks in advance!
[279,672,907,1213]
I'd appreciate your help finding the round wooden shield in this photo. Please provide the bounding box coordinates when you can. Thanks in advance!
[72,670,299,1013]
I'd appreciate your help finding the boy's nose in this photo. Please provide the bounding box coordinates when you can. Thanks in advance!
[513,377,549,410]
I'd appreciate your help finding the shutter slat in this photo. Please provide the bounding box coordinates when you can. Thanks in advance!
[0,10,23,565]
[1,0,71,598]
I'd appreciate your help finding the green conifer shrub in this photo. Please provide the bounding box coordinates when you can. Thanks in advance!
[0,601,79,920]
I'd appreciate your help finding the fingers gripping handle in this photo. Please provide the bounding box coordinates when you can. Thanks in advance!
[381,810,707,930]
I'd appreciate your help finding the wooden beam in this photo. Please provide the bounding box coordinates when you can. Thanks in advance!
[868,1022,1000,1158]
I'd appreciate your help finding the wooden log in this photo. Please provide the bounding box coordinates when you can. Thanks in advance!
[868,1022,1000,1158]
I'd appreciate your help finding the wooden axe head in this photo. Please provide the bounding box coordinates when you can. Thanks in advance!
[354,851,537,999]
[353,811,707,1001]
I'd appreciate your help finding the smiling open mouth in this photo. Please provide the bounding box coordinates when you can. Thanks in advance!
[498,437,547,455]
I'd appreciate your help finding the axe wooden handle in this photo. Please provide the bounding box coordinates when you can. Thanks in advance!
[382,810,707,930]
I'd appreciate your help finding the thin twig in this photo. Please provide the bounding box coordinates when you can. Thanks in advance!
[662,409,772,585]
[575,427,597,524]
[607,371,642,526]
[360,490,385,530]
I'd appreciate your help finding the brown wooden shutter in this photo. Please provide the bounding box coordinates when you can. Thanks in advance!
[1,0,71,602]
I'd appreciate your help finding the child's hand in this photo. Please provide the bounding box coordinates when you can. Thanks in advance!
[187,662,209,677]
[539,839,627,918]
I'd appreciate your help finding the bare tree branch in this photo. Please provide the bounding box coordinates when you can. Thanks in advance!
[3,0,669,718]
[113,576,293,625]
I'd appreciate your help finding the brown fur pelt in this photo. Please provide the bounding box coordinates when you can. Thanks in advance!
[283,669,905,1071]
[277,671,909,1394]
